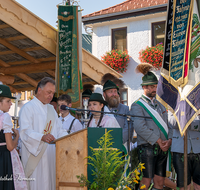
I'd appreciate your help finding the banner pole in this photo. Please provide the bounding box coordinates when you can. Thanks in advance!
[184,129,187,190]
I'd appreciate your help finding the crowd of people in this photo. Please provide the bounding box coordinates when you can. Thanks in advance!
[0,65,200,190]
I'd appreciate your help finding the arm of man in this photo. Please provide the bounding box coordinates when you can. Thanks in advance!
[121,106,129,143]
[19,105,45,156]
[130,103,160,145]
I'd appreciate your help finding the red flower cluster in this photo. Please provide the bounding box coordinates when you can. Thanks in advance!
[101,49,130,73]
[139,43,164,70]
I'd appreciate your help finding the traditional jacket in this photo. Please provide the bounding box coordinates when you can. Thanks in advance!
[169,112,200,154]
[130,95,173,146]
[110,103,132,144]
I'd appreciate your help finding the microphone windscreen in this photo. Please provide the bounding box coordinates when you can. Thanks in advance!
[60,105,67,110]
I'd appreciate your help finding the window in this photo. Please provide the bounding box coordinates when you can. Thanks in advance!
[152,21,165,46]
[120,89,128,106]
[112,27,127,51]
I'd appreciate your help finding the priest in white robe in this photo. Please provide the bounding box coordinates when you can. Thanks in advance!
[19,77,67,190]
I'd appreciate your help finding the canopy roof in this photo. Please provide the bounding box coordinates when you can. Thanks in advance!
[0,0,122,93]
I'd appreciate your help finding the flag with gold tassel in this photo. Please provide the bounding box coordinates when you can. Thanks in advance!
[157,0,200,135]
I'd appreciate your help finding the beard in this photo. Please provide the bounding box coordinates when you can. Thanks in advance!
[146,91,156,98]
[105,95,120,108]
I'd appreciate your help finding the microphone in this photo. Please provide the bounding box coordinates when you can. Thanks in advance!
[60,105,77,111]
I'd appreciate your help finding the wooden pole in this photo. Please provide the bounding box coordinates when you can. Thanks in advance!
[184,129,187,190]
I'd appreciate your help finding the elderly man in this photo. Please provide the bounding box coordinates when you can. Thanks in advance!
[19,77,67,190]
[130,64,172,190]
[103,80,131,144]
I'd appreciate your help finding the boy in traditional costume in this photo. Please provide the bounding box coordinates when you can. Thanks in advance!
[58,94,83,134]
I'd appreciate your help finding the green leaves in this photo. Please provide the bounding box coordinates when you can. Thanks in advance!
[77,130,126,190]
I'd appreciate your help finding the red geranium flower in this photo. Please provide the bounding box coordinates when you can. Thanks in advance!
[101,49,130,73]
[138,43,164,70]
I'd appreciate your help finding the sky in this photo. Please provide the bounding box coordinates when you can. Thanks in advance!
[15,0,124,33]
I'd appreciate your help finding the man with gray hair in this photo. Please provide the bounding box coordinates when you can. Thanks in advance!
[19,77,67,190]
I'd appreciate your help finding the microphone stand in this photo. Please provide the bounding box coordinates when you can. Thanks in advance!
[62,106,150,174]
[62,106,152,119]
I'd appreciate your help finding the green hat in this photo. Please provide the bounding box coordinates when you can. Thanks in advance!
[141,72,158,86]
[0,85,16,99]
[89,93,108,105]
[82,89,92,98]
[103,80,119,92]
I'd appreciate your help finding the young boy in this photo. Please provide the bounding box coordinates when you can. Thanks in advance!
[57,94,83,134]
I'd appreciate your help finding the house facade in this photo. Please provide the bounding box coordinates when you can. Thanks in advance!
[82,0,170,106]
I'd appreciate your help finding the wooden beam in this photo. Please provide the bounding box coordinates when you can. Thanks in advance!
[0,24,10,29]
[0,37,40,63]
[16,73,38,87]
[5,35,27,41]
[0,50,13,55]
[0,61,55,75]
[16,86,36,92]
[82,75,89,79]
[0,58,39,88]
[13,81,29,85]
[0,75,14,84]
[0,59,10,67]
[8,57,56,66]
[0,47,44,56]
[82,81,96,85]
[13,80,40,85]
[23,46,44,52]
[46,70,55,77]
[0,0,57,55]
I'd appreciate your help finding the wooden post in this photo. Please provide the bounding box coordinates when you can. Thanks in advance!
[184,130,187,190]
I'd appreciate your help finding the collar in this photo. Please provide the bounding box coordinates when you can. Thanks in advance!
[34,96,47,107]
[61,113,71,121]
[142,94,155,106]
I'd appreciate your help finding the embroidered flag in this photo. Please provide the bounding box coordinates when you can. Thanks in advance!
[57,5,82,107]
[157,0,200,135]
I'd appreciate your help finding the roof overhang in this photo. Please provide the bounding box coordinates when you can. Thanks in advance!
[82,4,167,26]
[0,0,122,92]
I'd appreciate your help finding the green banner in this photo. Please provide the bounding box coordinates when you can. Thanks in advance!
[58,5,81,107]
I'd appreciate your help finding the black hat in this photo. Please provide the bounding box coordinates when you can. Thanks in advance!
[103,80,119,92]
[141,72,158,86]
[89,93,107,105]
[0,85,16,99]
[82,89,92,98]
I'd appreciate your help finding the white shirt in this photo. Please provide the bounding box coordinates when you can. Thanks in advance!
[59,113,83,133]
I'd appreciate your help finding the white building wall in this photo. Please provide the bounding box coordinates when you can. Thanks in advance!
[91,14,167,107]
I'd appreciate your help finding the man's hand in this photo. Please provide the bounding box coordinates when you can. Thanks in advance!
[157,138,172,152]
[41,134,55,143]
[161,139,172,152]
